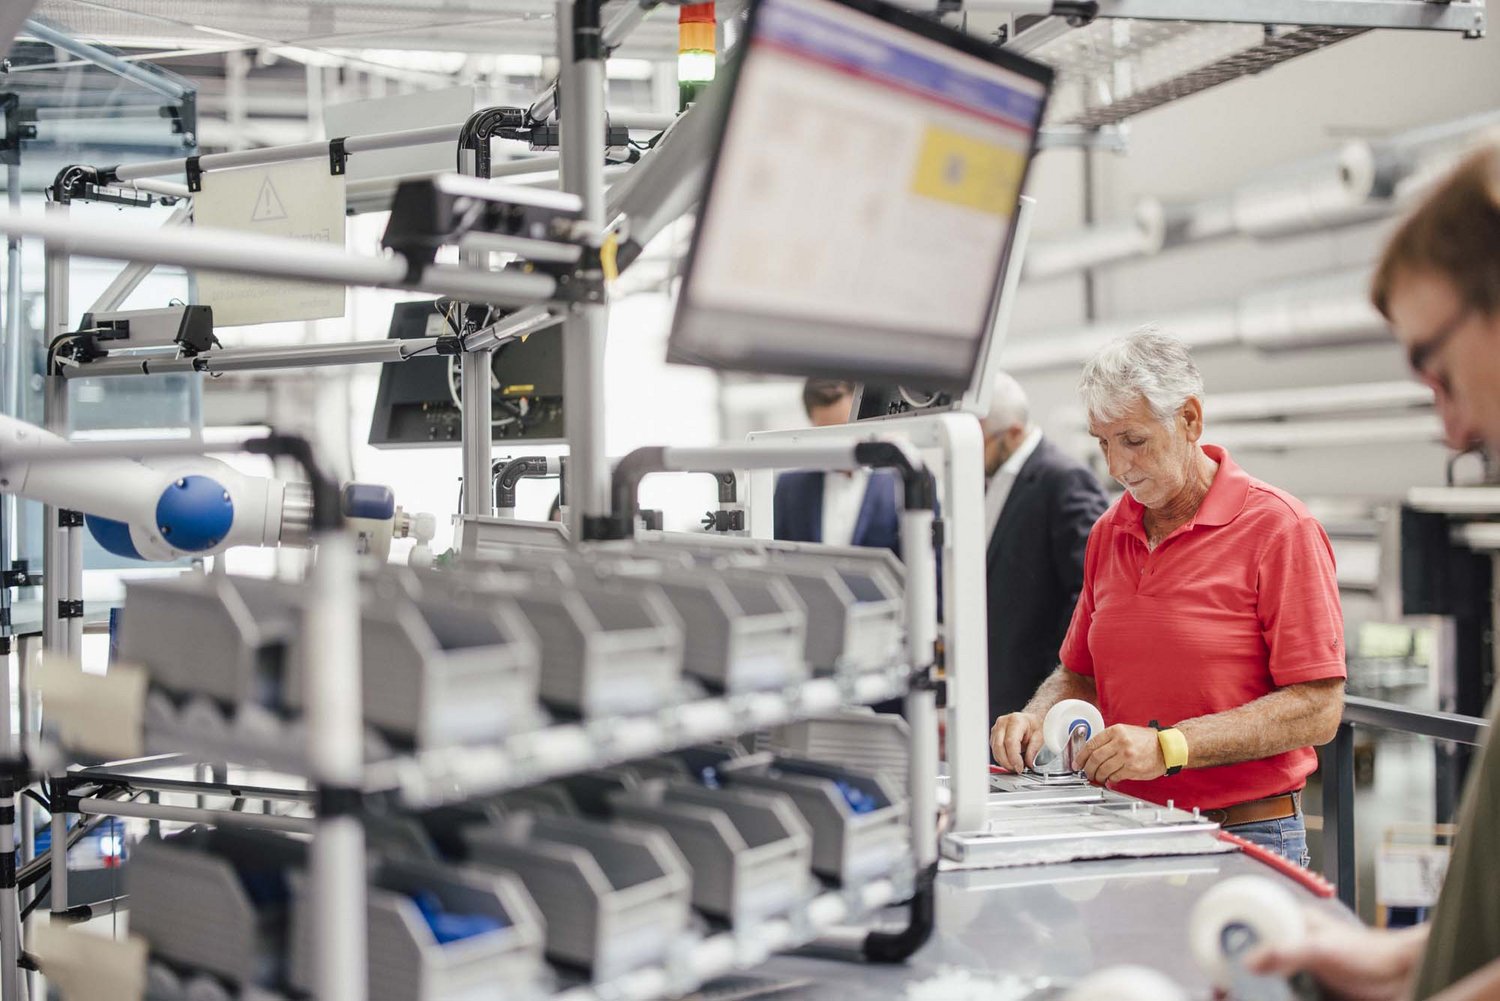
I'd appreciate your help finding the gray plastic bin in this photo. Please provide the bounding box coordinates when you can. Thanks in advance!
[758,710,912,798]
[649,569,808,692]
[119,573,300,708]
[127,829,305,988]
[288,858,548,1001]
[609,779,814,926]
[733,564,902,677]
[722,757,908,886]
[503,579,684,717]
[284,570,543,747]
[462,813,692,981]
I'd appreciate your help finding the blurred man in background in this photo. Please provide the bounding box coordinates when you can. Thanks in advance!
[982,372,1108,721]
[774,379,901,557]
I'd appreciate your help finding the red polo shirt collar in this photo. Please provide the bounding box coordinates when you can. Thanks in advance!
[1111,444,1249,539]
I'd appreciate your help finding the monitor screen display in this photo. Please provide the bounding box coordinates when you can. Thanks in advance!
[668,0,1051,388]
[368,300,565,448]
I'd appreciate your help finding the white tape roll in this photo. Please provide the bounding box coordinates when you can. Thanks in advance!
[1042,699,1105,757]
[1063,965,1188,1001]
[1189,875,1307,989]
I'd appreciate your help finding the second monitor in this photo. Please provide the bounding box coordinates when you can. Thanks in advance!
[368,299,566,448]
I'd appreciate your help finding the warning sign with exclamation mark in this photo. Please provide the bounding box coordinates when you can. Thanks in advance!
[251,177,289,222]
[193,158,347,326]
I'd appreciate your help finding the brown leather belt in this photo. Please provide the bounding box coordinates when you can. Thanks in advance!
[1204,792,1299,828]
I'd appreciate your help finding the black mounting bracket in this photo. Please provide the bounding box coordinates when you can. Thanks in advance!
[329,137,349,176]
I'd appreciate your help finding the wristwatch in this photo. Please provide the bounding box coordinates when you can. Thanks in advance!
[1150,720,1188,776]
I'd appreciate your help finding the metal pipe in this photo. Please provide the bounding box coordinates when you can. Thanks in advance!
[118,178,191,200]
[16,636,34,889]
[0,625,19,1001]
[47,809,66,913]
[41,201,69,665]
[59,336,444,379]
[70,772,313,803]
[527,0,656,122]
[111,122,462,183]
[2,163,18,644]
[0,211,558,306]
[611,111,677,131]
[900,505,939,871]
[458,109,498,522]
[22,19,191,102]
[73,797,314,834]
[457,232,583,266]
[463,304,559,354]
[487,155,562,178]
[561,0,614,540]
[1002,268,1385,373]
[460,345,494,518]
[1020,110,1500,281]
[1341,696,1489,745]
[86,201,194,315]
[1322,722,1356,909]
[304,531,367,1001]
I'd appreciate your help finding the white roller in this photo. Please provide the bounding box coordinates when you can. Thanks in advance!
[1062,965,1189,1001]
[1042,699,1105,757]
[1189,875,1307,990]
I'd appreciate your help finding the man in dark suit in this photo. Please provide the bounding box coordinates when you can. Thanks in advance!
[984,371,1108,721]
[774,379,901,557]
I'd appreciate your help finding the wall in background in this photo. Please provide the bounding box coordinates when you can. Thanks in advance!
[1009,25,1500,501]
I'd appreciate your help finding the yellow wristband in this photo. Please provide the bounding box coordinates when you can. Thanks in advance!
[1157,727,1189,772]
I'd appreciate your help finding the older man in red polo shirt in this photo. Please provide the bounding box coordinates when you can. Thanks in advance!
[990,327,1346,863]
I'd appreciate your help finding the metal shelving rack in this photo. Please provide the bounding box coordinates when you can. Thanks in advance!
[0,3,944,998]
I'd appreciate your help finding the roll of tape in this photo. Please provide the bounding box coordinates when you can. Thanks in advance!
[1042,699,1105,757]
[1189,875,1307,989]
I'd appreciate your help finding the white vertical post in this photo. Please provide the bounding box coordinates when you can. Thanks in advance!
[40,201,74,922]
[0,618,19,1001]
[901,501,939,870]
[305,530,366,1001]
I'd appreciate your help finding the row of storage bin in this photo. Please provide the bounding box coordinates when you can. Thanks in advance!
[118,541,905,751]
[129,750,909,1000]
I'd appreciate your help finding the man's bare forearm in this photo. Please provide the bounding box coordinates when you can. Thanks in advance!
[1176,678,1344,768]
[1021,667,1097,720]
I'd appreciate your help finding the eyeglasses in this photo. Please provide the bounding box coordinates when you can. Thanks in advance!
[1406,305,1474,389]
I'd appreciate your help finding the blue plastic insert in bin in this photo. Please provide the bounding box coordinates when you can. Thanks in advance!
[412,892,507,944]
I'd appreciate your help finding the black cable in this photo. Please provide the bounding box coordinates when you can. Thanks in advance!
[20,879,48,921]
[22,788,49,813]
[399,341,444,360]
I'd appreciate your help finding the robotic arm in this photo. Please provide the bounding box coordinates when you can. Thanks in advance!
[0,414,433,564]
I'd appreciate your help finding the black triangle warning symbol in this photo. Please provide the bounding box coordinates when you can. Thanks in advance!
[251,177,288,222]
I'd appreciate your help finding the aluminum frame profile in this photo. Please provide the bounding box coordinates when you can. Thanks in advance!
[1009,0,1483,129]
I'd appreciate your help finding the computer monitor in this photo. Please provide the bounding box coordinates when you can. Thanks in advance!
[368,300,565,448]
[668,0,1052,390]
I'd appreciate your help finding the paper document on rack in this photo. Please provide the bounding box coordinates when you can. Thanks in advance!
[194,159,347,326]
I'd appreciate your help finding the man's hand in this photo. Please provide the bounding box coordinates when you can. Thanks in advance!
[1246,905,1426,1001]
[990,712,1043,774]
[1074,724,1166,786]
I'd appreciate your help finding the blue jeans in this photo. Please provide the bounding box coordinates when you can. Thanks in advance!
[1227,806,1310,867]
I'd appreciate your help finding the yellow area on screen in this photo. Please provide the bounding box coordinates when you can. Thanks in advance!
[910,125,1025,216]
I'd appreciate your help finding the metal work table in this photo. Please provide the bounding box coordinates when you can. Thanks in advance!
[752,852,1334,999]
